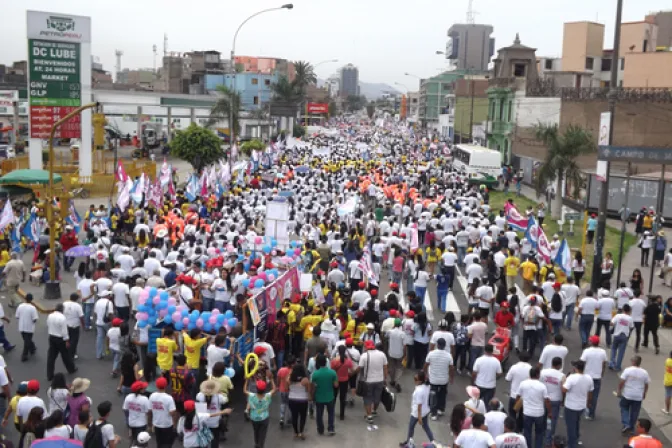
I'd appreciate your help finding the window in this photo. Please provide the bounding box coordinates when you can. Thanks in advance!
[601,58,612,72]
[508,101,512,122]
[585,57,594,70]
[253,96,259,105]
[544,59,553,70]
[251,78,258,85]
[643,39,648,52]
[513,64,526,77]
[264,79,271,86]
[489,100,494,118]
[499,100,504,121]
[620,58,625,70]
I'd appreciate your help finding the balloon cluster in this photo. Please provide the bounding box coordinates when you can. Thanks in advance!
[135,287,239,332]
[276,240,303,267]
[241,267,282,290]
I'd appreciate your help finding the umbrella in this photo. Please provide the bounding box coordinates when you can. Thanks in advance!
[278,191,294,197]
[295,166,310,174]
[65,245,92,257]
[32,437,83,448]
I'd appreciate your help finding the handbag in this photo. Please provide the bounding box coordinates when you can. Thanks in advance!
[381,386,396,412]
[355,352,370,397]
[196,415,214,447]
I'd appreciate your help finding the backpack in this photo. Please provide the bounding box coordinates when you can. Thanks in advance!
[83,421,109,448]
[656,237,666,251]
[524,306,539,326]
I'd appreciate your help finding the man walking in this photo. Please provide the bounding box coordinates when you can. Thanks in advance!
[311,353,338,436]
[15,293,38,362]
[63,293,84,359]
[0,302,14,353]
[580,335,607,421]
[424,338,454,420]
[617,355,650,435]
[577,291,597,348]
[387,319,405,392]
[642,295,662,355]
[628,418,663,448]
[3,253,25,308]
[610,304,634,371]
[505,351,532,432]
[516,366,551,448]
[541,357,565,446]
[562,360,593,448]
[46,303,78,380]
[357,340,387,427]
[472,344,503,407]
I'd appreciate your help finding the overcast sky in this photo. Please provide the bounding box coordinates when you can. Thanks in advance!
[3,0,670,90]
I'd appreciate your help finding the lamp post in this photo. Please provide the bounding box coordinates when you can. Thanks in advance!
[230,4,293,151]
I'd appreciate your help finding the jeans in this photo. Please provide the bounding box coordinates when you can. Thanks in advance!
[335,380,349,419]
[275,350,285,372]
[550,319,563,336]
[251,418,269,448]
[579,315,594,346]
[523,329,538,356]
[154,425,175,447]
[437,289,448,313]
[201,297,215,312]
[413,341,429,370]
[112,349,121,372]
[595,318,612,346]
[523,414,545,448]
[288,400,307,434]
[565,408,583,448]
[392,271,403,284]
[315,401,335,434]
[406,274,414,298]
[620,397,642,431]
[587,378,601,419]
[633,322,643,349]
[643,325,659,348]
[610,333,628,370]
[564,304,575,329]
[96,324,109,359]
[430,384,447,415]
[545,401,561,445]
[445,266,455,290]
[67,326,80,357]
[0,327,12,350]
[415,286,427,303]
[469,345,484,371]
[457,246,466,265]
[455,345,468,371]
[406,415,434,444]
[279,392,289,421]
[21,331,36,360]
[478,387,495,408]
[64,255,75,271]
[83,302,94,329]
[116,306,130,321]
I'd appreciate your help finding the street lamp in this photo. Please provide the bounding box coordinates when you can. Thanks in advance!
[394,82,409,92]
[435,50,445,55]
[230,4,293,151]
[404,72,421,79]
[314,59,338,68]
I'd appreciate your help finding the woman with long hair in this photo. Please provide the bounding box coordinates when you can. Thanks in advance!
[630,268,645,294]
[19,407,45,448]
[122,381,151,442]
[413,312,432,369]
[424,239,440,275]
[137,229,149,249]
[330,345,354,421]
[44,409,71,438]
[572,251,585,285]
[286,363,311,439]
[117,352,140,396]
[47,372,69,416]
[414,258,431,303]
[211,269,234,313]
[399,371,434,446]
[177,400,232,448]
[449,403,471,438]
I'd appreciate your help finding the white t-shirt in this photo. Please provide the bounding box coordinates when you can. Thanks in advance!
[206,345,230,376]
[415,271,431,288]
[477,285,494,308]
[93,298,113,326]
[596,297,615,320]
[358,349,388,383]
[473,355,503,389]
[196,392,228,428]
[107,327,121,351]
[620,366,650,401]
[611,313,634,337]
[579,297,598,315]
[62,301,84,328]
[506,362,532,398]
[495,432,528,448]
[468,321,488,347]
[122,393,151,428]
[45,425,72,439]
[77,278,95,303]
[629,298,646,322]
[538,344,568,370]
[430,330,455,349]
[93,277,113,295]
[149,392,177,428]
[540,368,565,402]
[442,251,458,267]
[411,384,431,418]
[563,373,594,411]
[17,396,47,421]
[485,410,508,439]
[520,305,543,331]
[614,288,633,309]
[425,349,453,385]
[517,379,549,417]
[454,429,496,448]
[112,282,130,308]
[561,284,580,306]
[47,387,70,415]
[580,347,608,379]
[466,263,483,284]
[15,304,38,333]
[178,413,211,448]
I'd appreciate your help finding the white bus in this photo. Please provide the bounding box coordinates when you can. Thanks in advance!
[451,144,502,178]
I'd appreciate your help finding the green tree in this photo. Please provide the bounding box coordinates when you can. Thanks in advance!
[346,94,367,112]
[207,85,241,138]
[170,123,224,173]
[240,139,265,158]
[534,123,596,218]
[271,76,301,103]
[292,61,317,99]
[293,125,306,138]
[328,100,338,117]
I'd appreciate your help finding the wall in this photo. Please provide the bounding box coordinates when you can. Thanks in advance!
[514,97,560,127]
[620,21,658,54]
[648,11,672,48]
[454,97,488,140]
[562,22,604,72]
[623,52,672,87]
[204,73,277,109]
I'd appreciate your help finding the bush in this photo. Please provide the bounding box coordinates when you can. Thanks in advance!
[240,139,265,158]
[170,123,224,172]
[293,125,306,138]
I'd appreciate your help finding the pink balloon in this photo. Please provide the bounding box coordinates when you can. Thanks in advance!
[152,296,161,305]
[212,309,220,315]
[138,296,147,305]
[267,273,276,282]
[271,250,277,256]
[258,272,267,281]
[140,290,150,299]
[294,248,301,256]
[172,312,181,322]
[196,318,204,328]
[182,317,190,326]
[254,236,263,244]
[136,312,148,321]
[209,316,217,324]
[177,305,186,312]
[226,244,235,252]
[167,297,177,306]
[159,309,168,317]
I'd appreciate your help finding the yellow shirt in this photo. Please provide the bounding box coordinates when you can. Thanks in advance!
[0,250,9,268]
[183,334,208,369]
[9,394,21,424]
[299,315,324,340]
[665,358,672,387]
[426,248,441,263]
[505,256,521,277]
[156,337,179,371]
[210,375,233,397]
[520,261,538,281]
[282,306,296,334]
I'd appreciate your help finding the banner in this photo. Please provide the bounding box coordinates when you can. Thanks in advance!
[307,103,328,114]
[249,267,300,335]
[505,203,530,231]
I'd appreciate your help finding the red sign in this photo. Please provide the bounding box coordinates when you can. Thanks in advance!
[307,102,329,114]
[30,106,81,139]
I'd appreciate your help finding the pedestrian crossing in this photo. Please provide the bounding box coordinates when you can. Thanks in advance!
[452,267,530,315]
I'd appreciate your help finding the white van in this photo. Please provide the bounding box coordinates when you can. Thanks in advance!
[451,144,502,178]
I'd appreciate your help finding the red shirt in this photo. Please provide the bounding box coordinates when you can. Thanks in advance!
[330,357,354,382]
[277,366,291,393]
[494,311,515,328]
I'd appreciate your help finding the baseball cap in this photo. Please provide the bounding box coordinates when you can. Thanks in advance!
[256,380,268,392]
[389,282,399,289]
[131,381,148,393]
[528,296,537,304]
[27,380,40,392]
[358,281,366,289]
[254,345,267,355]
[366,323,375,330]
[500,301,509,308]
[345,338,354,346]
[370,289,378,296]
[364,340,376,350]
[155,377,168,389]
[343,331,352,339]
[600,289,610,297]
[406,310,415,318]
[183,400,196,412]
[589,335,600,345]
[389,309,397,317]
[394,318,401,327]
[137,432,151,444]
[112,318,123,327]
[553,282,561,289]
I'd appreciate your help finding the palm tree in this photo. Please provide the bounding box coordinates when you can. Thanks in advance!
[292,61,317,99]
[207,85,241,139]
[534,123,596,219]
[270,76,301,103]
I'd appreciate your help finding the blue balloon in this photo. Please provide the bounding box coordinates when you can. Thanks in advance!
[168,305,177,314]
[225,368,235,378]
[137,320,148,328]
[243,263,250,272]
[254,279,264,289]
[157,301,167,310]
[149,287,158,297]
[262,245,271,254]
[271,239,277,248]
[181,309,189,317]
[148,317,157,326]
[290,241,296,248]
[188,323,196,331]
[237,255,244,262]
[137,304,146,312]
[159,291,169,301]
[228,318,238,327]
[148,309,157,317]
[190,314,198,322]
[224,310,234,319]
[201,312,211,321]
[203,323,212,332]
[242,279,250,288]
[164,315,173,324]
[174,322,184,331]
[217,314,226,323]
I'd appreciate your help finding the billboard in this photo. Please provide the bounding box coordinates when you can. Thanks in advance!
[307,103,329,114]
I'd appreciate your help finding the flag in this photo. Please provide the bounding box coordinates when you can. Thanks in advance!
[219,160,231,184]
[117,179,132,212]
[116,160,128,183]
[185,174,198,201]
[524,217,540,249]
[22,213,40,242]
[159,159,171,187]
[65,200,81,233]
[10,220,21,253]
[0,200,13,232]
[130,174,146,205]
[148,178,163,208]
[168,176,176,201]
[554,239,572,274]
[537,228,553,264]
[505,203,530,231]
[358,246,378,286]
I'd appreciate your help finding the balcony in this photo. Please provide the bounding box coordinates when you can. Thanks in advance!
[488,120,513,135]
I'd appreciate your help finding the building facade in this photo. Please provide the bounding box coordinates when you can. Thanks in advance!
[446,24,495,71]
[419,71,466,128]
[339,64,359,97]
[453,78,489,143]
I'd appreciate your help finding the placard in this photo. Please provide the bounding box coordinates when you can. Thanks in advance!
[300,273,313,292]
[247,296,261,327]
[266,200,289,221]
[312,284,325,304]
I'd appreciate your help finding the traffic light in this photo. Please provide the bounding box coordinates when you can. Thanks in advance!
[93,113,106,150]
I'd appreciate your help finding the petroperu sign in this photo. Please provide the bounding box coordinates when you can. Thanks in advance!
[27,10,91,43]
[307,102,329,114]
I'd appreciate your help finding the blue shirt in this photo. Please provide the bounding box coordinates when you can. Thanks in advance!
[587,218,597,231]
[247,393,272,421]
[436,274,449,292]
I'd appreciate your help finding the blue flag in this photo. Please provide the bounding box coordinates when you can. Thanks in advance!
[524,216,540,250]
[22,213,40,243]
[10,211,23,253]
[554,239,572,275]
[65,200,82,233]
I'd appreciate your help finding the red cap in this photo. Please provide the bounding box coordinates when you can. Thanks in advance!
[256,380,268,392]
[392,231,398,236]
[254,345,267,355]
[400,233,407,238]
[292,294,301,304]
[343,332,352,338]
[330,262,338,268]
[112,318,123,327]
[370,289,378,296]
[364,340,376,350]
[553,282,562,289]
[500,301,509,308]
[389,309,398,317]
[358,281,366,289]
[155,377,168,389]
[356,311,365,319]
[27,380,40,392]
[131,381,148,393]
[183,400,196,412]
[345,338,354,346]
[389,282,399,289]
[589,335,600,345]
[253,258,262,267]
[406,310,415,318]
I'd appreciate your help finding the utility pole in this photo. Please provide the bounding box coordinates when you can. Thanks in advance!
[468,76,475,143]
[591,0,623,291]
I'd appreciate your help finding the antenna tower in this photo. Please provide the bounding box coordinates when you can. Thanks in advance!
[163,33,168,56]
[466,0,476,24]
[152,44,158,72]
[114,49,123,81]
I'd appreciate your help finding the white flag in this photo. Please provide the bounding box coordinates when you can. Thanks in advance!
[0,200,13,232]
[117,179,132,212]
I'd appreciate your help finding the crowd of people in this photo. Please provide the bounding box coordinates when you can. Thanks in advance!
[0,124,666,448]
